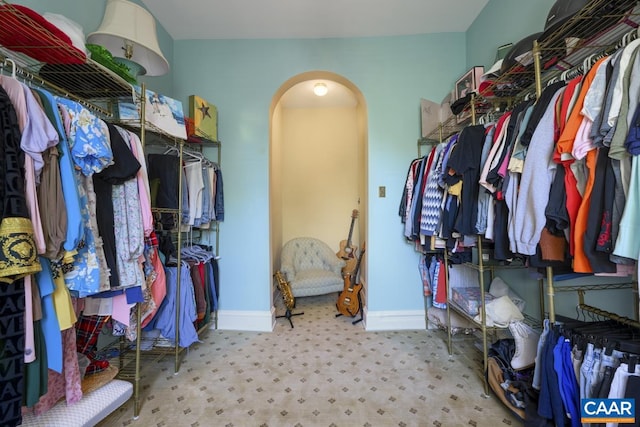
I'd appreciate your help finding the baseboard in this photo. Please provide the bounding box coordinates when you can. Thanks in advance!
[363,308,426,331]
[215,307,427,332]
[216,308,275,331]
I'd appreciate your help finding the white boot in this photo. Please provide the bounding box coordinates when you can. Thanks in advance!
[509,320,540,370]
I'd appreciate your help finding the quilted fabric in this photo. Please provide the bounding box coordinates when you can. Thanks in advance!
[21,379,132,427]
[280,237,345,297]
[290,269,344,297]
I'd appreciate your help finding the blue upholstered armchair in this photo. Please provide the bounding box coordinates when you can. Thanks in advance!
[280,237,345,297]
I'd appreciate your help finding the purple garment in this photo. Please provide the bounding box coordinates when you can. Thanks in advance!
[19,81,59,178]
[0,77,58,173]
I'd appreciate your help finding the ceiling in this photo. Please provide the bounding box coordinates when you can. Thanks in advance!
[141,0,488,41]
[279,80,358,108]
[140,0,489,107]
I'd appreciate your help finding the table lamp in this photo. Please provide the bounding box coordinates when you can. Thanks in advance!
[87,0,169,77]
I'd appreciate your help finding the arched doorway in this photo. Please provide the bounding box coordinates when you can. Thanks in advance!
[269,71,368,323]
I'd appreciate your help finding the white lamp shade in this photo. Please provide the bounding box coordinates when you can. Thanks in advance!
[87,0,169,76]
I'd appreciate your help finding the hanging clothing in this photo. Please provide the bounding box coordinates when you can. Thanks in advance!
[513,87,563,255]
[0,85,40,284]
[147,263,200,348]
[445,124,486,237]
[0,278,26,427]
[147,153,181,230]
[420,143,446,237]
[93,123,141,289]
[213,166,224,222]
[56,100,112,297]
[33,88,83,257]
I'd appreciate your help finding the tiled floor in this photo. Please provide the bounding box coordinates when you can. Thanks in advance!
[100,294,520,426]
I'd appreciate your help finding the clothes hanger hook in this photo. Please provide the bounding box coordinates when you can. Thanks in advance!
[5,58,16,78]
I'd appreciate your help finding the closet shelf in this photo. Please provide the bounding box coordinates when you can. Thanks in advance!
[151,207,181,215]
[113,120,190,147]
[461,261,527,272]
[425,0,640,143]
[420,119,465,144]
[447,300,500,330]
[0,0,132,107]
[0,45,131,101]
[551,282,634,293]
[483,0,640,100]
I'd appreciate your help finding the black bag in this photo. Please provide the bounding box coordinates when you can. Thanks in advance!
[487,339,537,422]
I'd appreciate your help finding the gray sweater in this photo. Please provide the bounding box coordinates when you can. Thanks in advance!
[513,88,563,255]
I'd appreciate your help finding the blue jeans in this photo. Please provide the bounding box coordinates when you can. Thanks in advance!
[580,343,602,400]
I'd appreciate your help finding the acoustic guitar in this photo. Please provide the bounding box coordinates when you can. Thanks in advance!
[336,243,365,317]
[337,209,358,275]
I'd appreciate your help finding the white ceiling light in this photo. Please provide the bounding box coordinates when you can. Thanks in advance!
[313,82,328,96]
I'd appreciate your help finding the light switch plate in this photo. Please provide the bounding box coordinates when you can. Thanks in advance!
[379,186,386,197]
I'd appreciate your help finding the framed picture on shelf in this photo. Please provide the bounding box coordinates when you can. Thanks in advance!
[188,95,218,142]
[420,98,440,138]
[454,66,484,124]
[118,85,188,140]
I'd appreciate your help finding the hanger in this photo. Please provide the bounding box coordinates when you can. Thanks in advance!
[621,28,639,49]
[623,355,638,373]
[182,148,203,163]
[4,58,16,78]
[183,227,193,247]
[582,54,597,74]
[181,244,213,263]
[163,144,180,156]
[617,338,640,356]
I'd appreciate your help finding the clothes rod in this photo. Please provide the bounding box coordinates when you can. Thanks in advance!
[578,290,640,329]
[0,55,113,117]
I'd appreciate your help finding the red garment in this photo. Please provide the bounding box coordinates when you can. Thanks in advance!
[141,247,167,328]
[555,59,606,257]
[435,260,447,305]
[190,262,207,322]
[557,57,607,155]
[558,75,583,133]
[0,4,86,65]
[419,145,437,197]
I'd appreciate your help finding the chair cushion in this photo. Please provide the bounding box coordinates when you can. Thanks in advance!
[293,241,332,270]
[280,237,346,297]
[290,269,343,297]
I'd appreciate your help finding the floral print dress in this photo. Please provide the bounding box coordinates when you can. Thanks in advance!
[56,98,113,297]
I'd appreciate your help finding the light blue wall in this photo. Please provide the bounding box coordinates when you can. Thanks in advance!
[466,0,555,71]
[17,0,629,323]
[172,34,466,312]
[168,0,555,316]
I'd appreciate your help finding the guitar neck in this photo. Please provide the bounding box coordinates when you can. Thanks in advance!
[345,217,355,247]
[345,210,358,248]
[350,249,365,281]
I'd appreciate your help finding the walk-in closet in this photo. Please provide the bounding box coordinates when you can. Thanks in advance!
[6,0,640,426]
[0,1,221,424]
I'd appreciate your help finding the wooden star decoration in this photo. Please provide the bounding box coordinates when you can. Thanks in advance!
[198,102,211,120]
